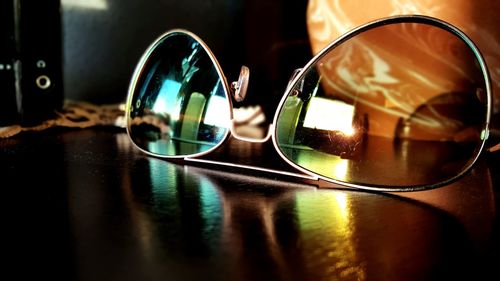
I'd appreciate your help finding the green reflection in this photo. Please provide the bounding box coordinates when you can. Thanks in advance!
[147,160,224,253]
[149,159,179,213]
[199,178,223,237]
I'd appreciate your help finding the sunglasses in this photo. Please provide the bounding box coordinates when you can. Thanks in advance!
[125,15,492,192]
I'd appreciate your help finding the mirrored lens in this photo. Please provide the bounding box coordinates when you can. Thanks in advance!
[275,20,489,188]
[127,31,231,157]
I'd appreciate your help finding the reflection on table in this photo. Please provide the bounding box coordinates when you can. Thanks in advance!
[88,132,495,281]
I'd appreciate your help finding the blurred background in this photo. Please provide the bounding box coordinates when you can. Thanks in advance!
[62,0,312,121]
[61,0,500,128]
[0,0,493,130]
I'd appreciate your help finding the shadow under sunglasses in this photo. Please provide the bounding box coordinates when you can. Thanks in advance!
[125,15,492,192]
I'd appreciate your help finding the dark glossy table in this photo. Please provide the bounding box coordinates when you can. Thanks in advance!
[1,127,499,281]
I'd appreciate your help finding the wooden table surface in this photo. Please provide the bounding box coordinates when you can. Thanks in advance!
[1,127,498,281]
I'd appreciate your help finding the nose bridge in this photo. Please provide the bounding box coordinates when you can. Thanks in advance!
[228,67,299,143]
[228,64,272,142]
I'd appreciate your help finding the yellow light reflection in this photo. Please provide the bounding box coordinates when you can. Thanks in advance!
[296,191,365,279]
[297,151,351,182]
[334,193,349,222]
[296,192,350,234]
[303,97,355,136]
[332,158,349,182]
[62,0,108,10]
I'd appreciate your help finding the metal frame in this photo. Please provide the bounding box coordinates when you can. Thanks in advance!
[125,29,234,160]
[272,15,492,192]
[126,15,492,192]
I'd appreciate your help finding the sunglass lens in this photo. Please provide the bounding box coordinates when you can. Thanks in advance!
[127,31,231,157]
[275,19,489,189]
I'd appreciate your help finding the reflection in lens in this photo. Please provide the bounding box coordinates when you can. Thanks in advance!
[127,31,231,157]
[275,19,490,188]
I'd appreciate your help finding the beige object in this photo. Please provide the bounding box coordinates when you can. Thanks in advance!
[0,101,126,138]
[306,0,500,113]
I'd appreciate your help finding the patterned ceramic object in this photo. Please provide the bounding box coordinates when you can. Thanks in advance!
[306,0,500,113]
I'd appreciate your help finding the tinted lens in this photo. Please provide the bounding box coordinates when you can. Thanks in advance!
[275,19,490,189]
[126,31,231,157]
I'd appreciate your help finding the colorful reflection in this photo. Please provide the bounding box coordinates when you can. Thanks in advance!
[128,31,230,157]
[296,151,351,182]
[295,191,365,279]
[147,159,225,256]
[276,20,488,187]
[114,144,494,280]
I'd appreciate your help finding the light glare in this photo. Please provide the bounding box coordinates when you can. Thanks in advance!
[303,97,355,136]
[62,0,108,10]
[204,96,230,127]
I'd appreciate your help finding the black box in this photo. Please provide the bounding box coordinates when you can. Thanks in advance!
[0,0,18,126]
[0,0,63,126]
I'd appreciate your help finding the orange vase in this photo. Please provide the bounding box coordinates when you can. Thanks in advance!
[306,0,500,114]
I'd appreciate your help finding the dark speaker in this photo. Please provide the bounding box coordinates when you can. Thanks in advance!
[0,0,18,126]
[0,0,63,126]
